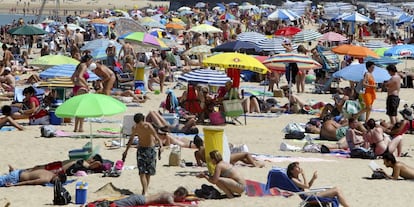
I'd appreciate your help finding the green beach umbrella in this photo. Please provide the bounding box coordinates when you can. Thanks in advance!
[8,25,47,35]
[30,55,80,66]
[55,93,127,147]
[374,47,388,57]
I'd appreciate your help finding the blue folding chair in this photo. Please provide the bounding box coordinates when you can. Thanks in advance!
[266,169,339,207]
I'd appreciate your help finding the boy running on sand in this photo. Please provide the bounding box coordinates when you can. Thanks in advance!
[122,113,163,195]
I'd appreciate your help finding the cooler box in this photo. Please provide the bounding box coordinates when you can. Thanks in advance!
[49,111,62,125]
[134,81,145,92]
[75,182,88,204]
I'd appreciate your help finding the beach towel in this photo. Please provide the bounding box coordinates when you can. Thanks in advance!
[245,179,293,197]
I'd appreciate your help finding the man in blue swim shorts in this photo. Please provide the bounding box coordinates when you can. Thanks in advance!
[0,165,66,187]
[123,113,163,195]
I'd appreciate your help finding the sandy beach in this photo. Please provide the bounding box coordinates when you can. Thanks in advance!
[1,1,414,207]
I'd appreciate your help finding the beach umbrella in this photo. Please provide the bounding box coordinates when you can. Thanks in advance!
[332,44,379,58]
[8,25,47,35]
[81,38,122,51]
[183,45,213,55]
[384,44,414,57]
[177,68,231,86]
[364,56,402,66]
[59,23,85,32]
[319,32,348,42]
[342,12,373,23]
[268,9,300,21]
[219,13,237,20]
[90,18,109,24]
[139,17,165,29]
[202,52,269,74]
[177,6,191,12]
[165,22,185,30]
[255,37,298,53]
[363,41,392,50]
[123,32,168,49]
[55,93,126,147]
[180,10,194,16]
[90,46,122,60]
[39,64,100,80]
[188,24,222,34]
[195,2,206,8]
[333,63,391,83]
[374,47,389,57]
[30,55,80,66]
[211,40,263,54]
[292,29,322,43]
[236,32,266,44]
[114,17,147,35]
[274,26,301,36]
[263,53,322,72]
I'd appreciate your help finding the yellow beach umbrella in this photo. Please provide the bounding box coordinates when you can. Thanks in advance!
[189,24,222,34]
[202,52,269,74]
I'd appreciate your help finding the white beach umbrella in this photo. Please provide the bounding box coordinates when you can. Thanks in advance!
[268,9,300,21]
[236,32,266,44]
[292,30,322,43]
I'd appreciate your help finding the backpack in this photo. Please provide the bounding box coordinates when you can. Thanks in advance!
[53,179,72,205]
[194,184,223,199]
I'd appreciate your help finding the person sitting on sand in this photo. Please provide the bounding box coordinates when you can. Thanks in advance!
[109,186,196,207]
[0,105,23,130]
[146,111,199,135]
[319,87,354,119]
[12,86,49,125]
[364,118,403,157]
[0,67,15,94]
[0,165,66,187]
[378,152,414,180]
[197,150,246,199]
[287,162,350,207]
[193,136,264,168]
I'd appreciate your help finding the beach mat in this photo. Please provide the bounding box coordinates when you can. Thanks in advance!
[245,179,293,197]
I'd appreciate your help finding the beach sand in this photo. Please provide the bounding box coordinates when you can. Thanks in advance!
[1,1,414,207]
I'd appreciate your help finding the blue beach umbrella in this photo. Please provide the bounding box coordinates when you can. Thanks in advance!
[384,44,414,57]
[333,63,391,83]
[342,12,373,23]
[39,64,100,81]
[177,69,231,86]
[268,9,300,21]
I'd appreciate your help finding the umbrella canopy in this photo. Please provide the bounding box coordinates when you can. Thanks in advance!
[178,6,191,12]
[188,24,222,34]
[114,17,147,35]
[123,32,168,49]
[165,22,185,30]
[31,55,80,66]
[274,26,301,36]
[219,13,237,20]
[362,41,392,50]
[139,19,165,29]
[255,37,298,53]
[177,68,231,86]
[236,32,266,44]
[333,63,391,83]
[202,52,269,74]
[183,45,213,55]
[8,25,47,35]
[332,44,379,58]
[319,32,348,42]
[263,53,322,72]
[384,44,414,57]
[364,56,402,66]
[39,64,100,80]
[211,40,263,54]
[90,46,121,60]
[292,29,322,43]
[342,12,373,23]
[195,2,206,8]
[81,39,122,51]
[268,9,300,21]
[59,23,85,32]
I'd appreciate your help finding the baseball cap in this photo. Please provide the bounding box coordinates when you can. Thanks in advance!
[88,63,97,70]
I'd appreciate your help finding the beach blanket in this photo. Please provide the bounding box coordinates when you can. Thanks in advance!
[252,154,336,163]
[98,128,121,134]
[87,200,199,207]
[245,113,282,118]
[55,130,118,138]
[0,126,16,131]
[245,179,293,197]
[44,179,76,187]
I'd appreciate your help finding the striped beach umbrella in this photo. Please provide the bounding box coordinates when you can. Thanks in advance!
[268,9,300,21]
[177,69,231,86]
[364,56,401,66]
[124,32,168,49]
[255,37,298,53]
[342,12,373,23]
[236,32,266,44]
[292,29,322,43]
[263,53,322,72]
[363,41,392,50]
[319,32,348,42]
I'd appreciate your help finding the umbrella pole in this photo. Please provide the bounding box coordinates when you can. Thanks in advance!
[90,121,93,150]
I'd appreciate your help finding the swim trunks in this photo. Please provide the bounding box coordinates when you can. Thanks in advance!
[137,146,157,175]
[386,95,400,116]
[336,126,349,140]
[0,169,22,187]
[114,194,146,207]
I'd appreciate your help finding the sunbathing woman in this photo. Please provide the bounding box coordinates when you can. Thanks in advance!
[157,134,198,149]
[197,150,246,198]
[287,162,350,207]
[146,111,199,134]
[364,118,403,157]
[0,105,23,130]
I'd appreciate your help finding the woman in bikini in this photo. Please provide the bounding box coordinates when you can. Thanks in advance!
[158,53,169,93]
[364,119,403,157]
[71,54,93,132]
[147,51,160,91]
[197,150,246,198]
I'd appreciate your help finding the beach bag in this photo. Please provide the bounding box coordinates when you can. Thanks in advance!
[195,184,222,199]
[53,179,72,205]
[350,148,376,159]
[284,131,305,139]
[209,112,225,125]
[41,125,56,138]
[223,89,244,117]
[371,171,386,179]
[168,145,181,166]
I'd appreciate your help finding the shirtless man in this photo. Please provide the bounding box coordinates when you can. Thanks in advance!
[0,165,66,187]
[0,67,15,93]
[384,64,401,126]
[113,187,196,207]
[0,105,23,130]
[379,152,414,180]
[122,113,163,195]
[89,62,115,95]
[2,44,14,67]
[74,28,84,48]
[118,41,136,64]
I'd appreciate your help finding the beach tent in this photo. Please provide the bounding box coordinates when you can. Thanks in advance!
[203,127,230,175]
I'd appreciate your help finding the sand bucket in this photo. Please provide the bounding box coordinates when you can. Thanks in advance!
[203,127,230,175]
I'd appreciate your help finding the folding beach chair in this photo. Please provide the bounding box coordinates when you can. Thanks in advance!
[266,169,339,207]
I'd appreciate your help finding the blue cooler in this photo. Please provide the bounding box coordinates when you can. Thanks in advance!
[134,81,145,92]
[75,182,88,204]
[49,111,62,125]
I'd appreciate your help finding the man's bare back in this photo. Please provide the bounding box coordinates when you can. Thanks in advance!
[15,169,56,186]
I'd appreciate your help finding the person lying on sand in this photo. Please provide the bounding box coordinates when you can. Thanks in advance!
[158,134,198,149]
[98,186,197,207]
[193,135,264,168]
[146,111,199,135]
[0,105,23,130]
[378,152,414,180]
[0,165,66,187]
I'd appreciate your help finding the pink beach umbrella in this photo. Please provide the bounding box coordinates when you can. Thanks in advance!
[320,32,348,42]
